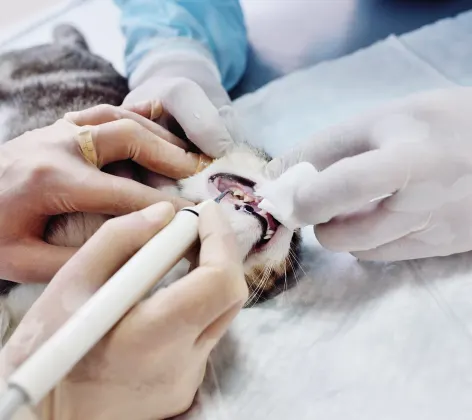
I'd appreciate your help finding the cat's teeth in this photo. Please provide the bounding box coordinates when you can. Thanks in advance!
[263,229,275,241]
[243,195,252,203]
[259,210,267,216]
[232,189,244,198]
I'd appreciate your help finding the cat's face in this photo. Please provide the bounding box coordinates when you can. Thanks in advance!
[46,143,301,305]
[178,144,301,305]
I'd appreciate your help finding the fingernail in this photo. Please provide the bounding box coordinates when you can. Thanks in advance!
[132,100,163,120]
[141,202,175,223]
[150,100,163,120]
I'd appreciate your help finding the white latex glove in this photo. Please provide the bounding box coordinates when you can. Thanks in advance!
[123,50,237,158]
[264,87,472,261]
[0,202,247,420]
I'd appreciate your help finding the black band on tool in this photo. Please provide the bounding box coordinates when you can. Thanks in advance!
[180,209,200,217]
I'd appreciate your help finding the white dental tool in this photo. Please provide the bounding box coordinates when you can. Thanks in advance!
[0,193,231,420]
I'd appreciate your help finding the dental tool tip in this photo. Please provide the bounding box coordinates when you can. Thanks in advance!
[214,190,234,203]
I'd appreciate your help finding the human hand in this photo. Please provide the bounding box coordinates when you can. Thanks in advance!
[0,201,247,420]
[123,52,238,159]
[0,103,205,283]
[265,87,472,261]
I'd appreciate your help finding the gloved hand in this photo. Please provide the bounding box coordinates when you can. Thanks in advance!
[264,87,472,261]
[0,103,200,283]
[123,50,237,159]
[0,201,247,420]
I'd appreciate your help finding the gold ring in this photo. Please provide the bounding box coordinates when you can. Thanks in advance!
[77,126,98,167]
[194,154,213,174]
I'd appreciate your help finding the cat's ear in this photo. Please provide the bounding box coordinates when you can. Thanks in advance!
[53,24,89,51]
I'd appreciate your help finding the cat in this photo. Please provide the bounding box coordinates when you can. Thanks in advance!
[0,25,302,342]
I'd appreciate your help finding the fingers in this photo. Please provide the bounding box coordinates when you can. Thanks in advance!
[197,202,243,268]
[53,202,175,295]
[0,240,77,283]
[65,104,187,149]
[122,100,163,121]
[268,117,374,177]
[134,202,247,341]
[270,89,461,176]
[160,78,233,158]
[2,203,176,370]
[351,236,450,261]
[88,118,201,179]
[196,302,242,346]
[315,203,430,252]
[72,172,192,215]
[267,95,429,176]
[295,148,411,225]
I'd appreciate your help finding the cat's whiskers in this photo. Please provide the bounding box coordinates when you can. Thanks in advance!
[246,269,265,306]
[247,268,268,306]
[260,263,276,301]
[256,265,273,303]
[289,248,312,284]
[247,264,274,306]
[287,254,301,288]
[280,259,288,305]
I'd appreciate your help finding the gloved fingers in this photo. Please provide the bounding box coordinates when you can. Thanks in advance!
[218,105,246,145]
[160,78,233,158]
[266,117,373,177]
[86,118,202,179]
[351,236,451,261]
[0,239,77,283]
[315,203,430,252]
[296,148,411,225]
[122,100,191,150]
[65,104,187,149]
[133,202,247,341]
[72,172,192,215]
[265,95,434,177]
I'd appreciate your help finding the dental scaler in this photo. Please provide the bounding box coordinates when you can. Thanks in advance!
[0,191,232,420]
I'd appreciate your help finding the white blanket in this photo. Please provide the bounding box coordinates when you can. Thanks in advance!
[3,2,472,419]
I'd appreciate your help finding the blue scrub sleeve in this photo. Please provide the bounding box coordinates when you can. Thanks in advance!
[114,0,248,91]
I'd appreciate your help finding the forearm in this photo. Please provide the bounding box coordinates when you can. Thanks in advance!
[114,0,248,91]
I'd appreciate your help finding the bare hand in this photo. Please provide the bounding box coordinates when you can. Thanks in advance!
[0,202,247,420]
[0,103,203,283]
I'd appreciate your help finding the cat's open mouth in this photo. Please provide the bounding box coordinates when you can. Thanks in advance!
[208,173,280,249]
